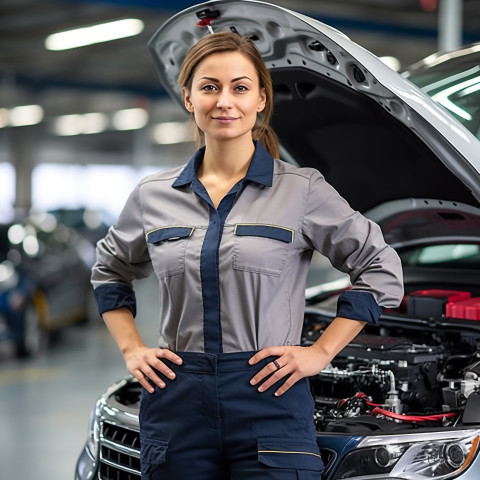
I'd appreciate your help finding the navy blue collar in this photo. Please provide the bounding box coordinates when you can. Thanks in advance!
[172,141,274,189]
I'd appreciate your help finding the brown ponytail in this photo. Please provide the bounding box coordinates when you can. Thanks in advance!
[252,125,279,160]
[178,32,280,159]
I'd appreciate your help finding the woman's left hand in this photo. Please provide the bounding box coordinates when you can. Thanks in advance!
[248,345,328,396]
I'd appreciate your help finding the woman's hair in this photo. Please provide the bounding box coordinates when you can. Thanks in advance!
[178,31,279,159]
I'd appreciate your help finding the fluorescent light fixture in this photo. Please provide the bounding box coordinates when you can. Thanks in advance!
[9,104,44,127]
[0,108,8,128]
[54,112,107,135]
[82,113,108,134]
[112,108,148,130]
[55,114,84,136]
[45,18,144,51]
[152,121,194,144]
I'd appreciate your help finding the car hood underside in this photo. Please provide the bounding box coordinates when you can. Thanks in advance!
[149,0,480,216]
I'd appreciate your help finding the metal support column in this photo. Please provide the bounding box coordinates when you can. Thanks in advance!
[12,127,35,217]
[438,0,463,52]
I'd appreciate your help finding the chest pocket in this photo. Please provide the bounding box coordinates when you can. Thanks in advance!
[146,226,195,277]
[233,223,294,276]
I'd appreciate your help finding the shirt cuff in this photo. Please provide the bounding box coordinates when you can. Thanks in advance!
[94,283,137,317]
[336,290,383,324]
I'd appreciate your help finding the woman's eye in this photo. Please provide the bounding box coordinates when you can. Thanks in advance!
[235,85,248,92]
[201,84,217,91]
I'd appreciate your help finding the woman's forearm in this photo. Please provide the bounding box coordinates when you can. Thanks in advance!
[102,307,145,356]
[311,316,366,366]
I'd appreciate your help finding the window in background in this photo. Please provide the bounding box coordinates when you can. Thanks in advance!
[0,163,15,223]
[32,163,160,219]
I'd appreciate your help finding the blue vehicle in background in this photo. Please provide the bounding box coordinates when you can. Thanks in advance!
[0,212,97,357]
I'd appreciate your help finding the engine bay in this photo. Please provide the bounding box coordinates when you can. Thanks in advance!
[303,296,480,434]
[112,286,480,436]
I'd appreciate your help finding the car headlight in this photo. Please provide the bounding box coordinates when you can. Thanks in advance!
[332,430,480,479]
[86,397,103,459]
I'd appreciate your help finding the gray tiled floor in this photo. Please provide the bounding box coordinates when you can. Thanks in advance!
[0,277,158,480]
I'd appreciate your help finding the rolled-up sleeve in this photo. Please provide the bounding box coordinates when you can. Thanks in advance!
[302,169,403,323]
[91,184,153,316]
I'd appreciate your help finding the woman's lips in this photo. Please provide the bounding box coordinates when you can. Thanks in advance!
[212,116,239,124]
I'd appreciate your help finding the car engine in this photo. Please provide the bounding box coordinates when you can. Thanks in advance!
[303,311,480,433]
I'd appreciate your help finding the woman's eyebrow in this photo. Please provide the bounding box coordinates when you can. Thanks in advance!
[232,76,253,83]
[199,75,253,83]
[200,76,220,83]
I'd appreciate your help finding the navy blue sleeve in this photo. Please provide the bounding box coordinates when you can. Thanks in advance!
[336,290,383,324]
[94,283,137,317]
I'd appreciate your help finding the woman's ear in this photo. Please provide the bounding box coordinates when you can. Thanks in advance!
[257,87,267,112]
[183,87,194,113]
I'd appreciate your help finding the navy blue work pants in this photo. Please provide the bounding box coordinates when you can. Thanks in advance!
[139,351,324,479]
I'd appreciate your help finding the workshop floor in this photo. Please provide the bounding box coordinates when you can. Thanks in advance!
[0,277,158,480]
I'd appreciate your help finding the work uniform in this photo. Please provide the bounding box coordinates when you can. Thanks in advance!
[92,141,403,479]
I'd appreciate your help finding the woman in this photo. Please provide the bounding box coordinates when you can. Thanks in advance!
[92,31,403,479]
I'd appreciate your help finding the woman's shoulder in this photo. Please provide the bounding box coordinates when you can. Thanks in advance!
[137,164,187,187]
[273,158,324,180]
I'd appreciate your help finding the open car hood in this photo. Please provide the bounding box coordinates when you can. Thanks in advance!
[148,0,480,244]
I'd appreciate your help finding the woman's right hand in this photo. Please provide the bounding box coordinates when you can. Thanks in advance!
[123,345,183,393]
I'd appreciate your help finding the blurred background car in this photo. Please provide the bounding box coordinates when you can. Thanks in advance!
[0,211,97,357]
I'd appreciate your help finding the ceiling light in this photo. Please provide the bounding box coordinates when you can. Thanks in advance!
[152,122,193,145]
[54,114,84,136]
[82,113,108,134]
[54,112,108,136]
[45,18,144,51]
[9,105,44,127]
[112,108,148,130]
[0,108,9,128]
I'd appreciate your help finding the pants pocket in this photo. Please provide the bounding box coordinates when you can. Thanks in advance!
[140,435,169,479]
[257,437,324,472]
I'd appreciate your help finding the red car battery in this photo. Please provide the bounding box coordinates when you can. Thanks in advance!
[446,297,480,321]
[406,289,471,317]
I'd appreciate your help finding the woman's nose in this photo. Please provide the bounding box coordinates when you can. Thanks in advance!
[216,92,232,109]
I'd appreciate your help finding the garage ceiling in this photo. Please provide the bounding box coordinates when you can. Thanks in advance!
[0,0,479,142]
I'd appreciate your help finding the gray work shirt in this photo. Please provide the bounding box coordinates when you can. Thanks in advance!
[92,141,403,354]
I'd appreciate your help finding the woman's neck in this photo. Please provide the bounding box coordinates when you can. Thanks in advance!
[196,136,256,208]
[200,136,255,181]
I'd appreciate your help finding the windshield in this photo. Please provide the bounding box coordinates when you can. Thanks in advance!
[403,44,480,141]
[398,243,480,268]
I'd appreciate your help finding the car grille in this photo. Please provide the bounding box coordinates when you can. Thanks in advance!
[98,421,141,480]
[96,420,336,479]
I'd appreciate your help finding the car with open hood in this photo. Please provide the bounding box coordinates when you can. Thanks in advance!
[75,1,480,479]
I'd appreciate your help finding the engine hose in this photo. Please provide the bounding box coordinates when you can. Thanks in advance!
[353,392,382,407]
[371,407,458,422]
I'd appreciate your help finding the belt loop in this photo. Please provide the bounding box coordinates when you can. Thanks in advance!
[206,354,218,374]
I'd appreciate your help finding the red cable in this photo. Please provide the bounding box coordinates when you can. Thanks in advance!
[354,392,382,407]
[371,407,458,422]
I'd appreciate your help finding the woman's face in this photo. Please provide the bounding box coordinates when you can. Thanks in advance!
[183,51,266,144]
